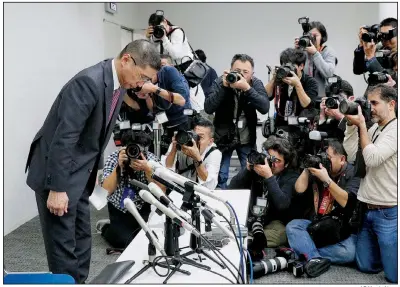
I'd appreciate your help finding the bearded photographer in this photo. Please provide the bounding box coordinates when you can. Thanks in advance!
[353,18,397,76]
[317,79,355,141]
[343,84,397,283]
[295,21,337,97]
[97,130,164,249]
[164,118,222,189]
[205,54,269,189]
[286,140,360,276]
[229,137,299,247]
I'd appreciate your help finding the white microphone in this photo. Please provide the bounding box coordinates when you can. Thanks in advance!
[147,182,189,220]
[123,198,167,256]
[309,130,328,141]
[138,189,201,237]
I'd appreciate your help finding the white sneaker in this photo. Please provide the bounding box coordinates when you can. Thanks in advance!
[96,219,110,233]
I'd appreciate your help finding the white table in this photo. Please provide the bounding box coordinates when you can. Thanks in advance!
[116,190,250,284]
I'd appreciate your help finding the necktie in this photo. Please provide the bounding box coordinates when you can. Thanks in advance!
[108,88,121,125]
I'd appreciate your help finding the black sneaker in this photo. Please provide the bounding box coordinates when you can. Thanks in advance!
[305,257,331,278]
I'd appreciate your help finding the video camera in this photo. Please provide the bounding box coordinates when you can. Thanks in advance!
[175,130,199,151]
[226,71,243,84]
[325,76,343,109]
[275,63,297,85]
[368,71,390,86]
[298,17,316,49]
[361,24,380,43]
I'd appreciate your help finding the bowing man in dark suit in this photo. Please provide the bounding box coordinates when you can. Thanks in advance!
[25,39,161,283]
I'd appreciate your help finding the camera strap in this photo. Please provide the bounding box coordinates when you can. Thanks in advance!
[176,146,217,176]
[312,172,344,215]
[371,118,397,143]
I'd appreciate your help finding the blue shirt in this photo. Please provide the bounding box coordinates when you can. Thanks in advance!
[156,66,191,127]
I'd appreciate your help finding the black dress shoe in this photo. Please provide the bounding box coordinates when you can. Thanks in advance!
[305,257,331,278]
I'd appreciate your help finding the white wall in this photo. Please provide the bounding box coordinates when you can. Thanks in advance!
[4,2,139,235]
[379,2,398,20]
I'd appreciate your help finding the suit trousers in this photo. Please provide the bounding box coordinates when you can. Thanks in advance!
[35,188,91,284]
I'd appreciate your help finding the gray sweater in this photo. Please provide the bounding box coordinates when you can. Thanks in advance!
[303,45,337,98]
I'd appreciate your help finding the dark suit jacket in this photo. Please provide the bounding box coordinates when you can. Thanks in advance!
[26,59,125,202]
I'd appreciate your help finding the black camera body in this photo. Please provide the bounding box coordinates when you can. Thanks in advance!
[226,71,243,84]
[339,97,371,123]
[113,123,152,160]
[368,71,390,86]
[375,49,393,70]
[303,153,331,173]
[361,24,380,43]
[247,150,278,169]
[175,130,199,151]
[298,33,316,49]
[325,76,343,109]
[275,63,297,85]
[153,25,165,39]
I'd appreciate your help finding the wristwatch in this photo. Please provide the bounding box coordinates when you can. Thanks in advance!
[323,178,333,188]
[194,159,203,167]
[155,87,162,96]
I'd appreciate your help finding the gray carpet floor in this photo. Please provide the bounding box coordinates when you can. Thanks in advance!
[4,165,388,284]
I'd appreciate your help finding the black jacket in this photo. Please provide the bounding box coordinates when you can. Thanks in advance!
[353,45,386,75]
[316,117,347,142]
[229,168,299,225]
[291,163,361,239]
[204,76,269,146]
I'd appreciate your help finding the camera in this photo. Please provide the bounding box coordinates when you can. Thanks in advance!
[275,247,307,278]
[226,71,243,84]
[375,49,393,69]
[303,153,330,169]
[325,76,343,109]
[380,27,398,41]
[361,24,380,43]
[175,130,199,151]
[298,33,316,49]
[247,149,278,168]
[275,63,297,84]
[339,97,371,122]
[153,25,165,39]
[247,219,268,261]
[368,71,390,86]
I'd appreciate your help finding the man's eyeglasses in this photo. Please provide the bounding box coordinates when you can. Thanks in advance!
[130,55,152,82]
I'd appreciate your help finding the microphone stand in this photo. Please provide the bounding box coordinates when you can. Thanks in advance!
[179,182,226,269]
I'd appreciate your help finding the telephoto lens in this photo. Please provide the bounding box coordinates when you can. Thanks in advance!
[339,100,359,115]
[125,143,141,159]
[252,257,288,279]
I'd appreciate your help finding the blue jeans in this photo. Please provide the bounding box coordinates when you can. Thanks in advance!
[355,206,398,283]
[286,219,357,265]
[217,144,253,189]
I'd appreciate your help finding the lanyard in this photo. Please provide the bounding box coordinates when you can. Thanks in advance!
[371,118,397,143]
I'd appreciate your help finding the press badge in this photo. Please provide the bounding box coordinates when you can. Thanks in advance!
[155,112,168,124]
[120,187,136,209]
[288,116,299,125]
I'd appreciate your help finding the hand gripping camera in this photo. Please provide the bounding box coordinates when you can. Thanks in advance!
[361,24,381,43]
[175,130,199,151]
[339,97,371,123]
[226,71,243,84]
[274,63,297,85]
[302,131,332,173]
[247,149,279,169]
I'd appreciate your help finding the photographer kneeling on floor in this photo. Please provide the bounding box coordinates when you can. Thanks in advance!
[97,129,164,249]
[229,136,299,248]
[163,118,222,190]
[286,139,360,277]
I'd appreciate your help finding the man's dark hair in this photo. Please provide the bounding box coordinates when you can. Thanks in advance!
[148,13,173,27]
[160,54,173,65]
[327,139,347,159]
[309,21,328,45]
[231,54,254,68]
[262,136,297,169]
[367,84,398,103]
[341,80,354,98]
[380,17,398,28]
[195,117,215,138]
[119,39,161,70]
[280,48,307,66]
[195,49,207,63]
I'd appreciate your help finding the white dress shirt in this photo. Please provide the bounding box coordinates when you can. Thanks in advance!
[111,59,121,90]
[162,143,222,190]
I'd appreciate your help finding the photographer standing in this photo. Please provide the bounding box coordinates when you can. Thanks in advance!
[97,130,164,249]
[295,21,337,97]
[286,140,360,276]
[205,54,269,189]
[353,18,397,76]
[343,84,397,283]
[317,79,355,141]
[164,118,222,190]
[229,137,299,247]
[265,48,318,133]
